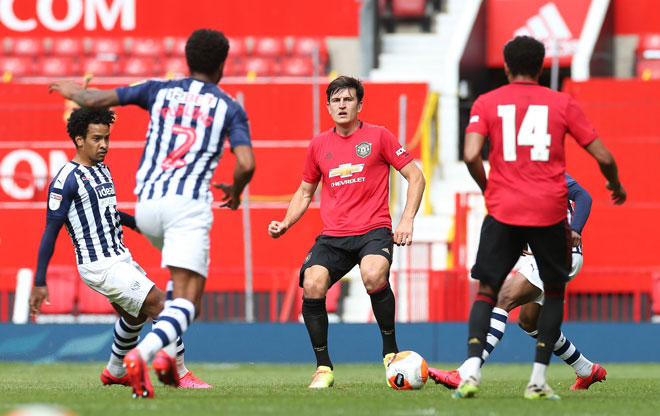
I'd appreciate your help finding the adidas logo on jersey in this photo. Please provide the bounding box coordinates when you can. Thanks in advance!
[513,2,578,57]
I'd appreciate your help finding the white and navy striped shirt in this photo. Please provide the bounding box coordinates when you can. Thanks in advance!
[117,78,252,203]
[47,162,126,264]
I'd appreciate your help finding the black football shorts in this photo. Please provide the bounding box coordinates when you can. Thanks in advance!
[299,227,394,287]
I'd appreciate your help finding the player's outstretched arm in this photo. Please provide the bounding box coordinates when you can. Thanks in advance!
[268,180,318,239]
[29,218,64,318]
[393,162,425,246]
[49,79,120,109]
[583,139,626,205]
[464,132,488,192]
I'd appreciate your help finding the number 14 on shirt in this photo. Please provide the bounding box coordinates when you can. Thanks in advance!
[498,104,551,162]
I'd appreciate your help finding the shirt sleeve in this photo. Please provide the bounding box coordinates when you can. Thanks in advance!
[568,179,592,234]
[465,96,489,136]
[565,96,598,147]
[302,140,321,184]
[34,217,65,286]
[46,175,76,221]
[118,211,137,230]
[116,80,161,109]
[226,104,252,150]
[380,127,412,171]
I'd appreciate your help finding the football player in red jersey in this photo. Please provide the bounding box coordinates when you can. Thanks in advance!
[268,76,425,388]
[453,36,626,400]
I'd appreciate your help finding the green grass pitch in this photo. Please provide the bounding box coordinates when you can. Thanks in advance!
[1,362,659,415]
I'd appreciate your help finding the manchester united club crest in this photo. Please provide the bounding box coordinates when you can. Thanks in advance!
[356,141,372,158]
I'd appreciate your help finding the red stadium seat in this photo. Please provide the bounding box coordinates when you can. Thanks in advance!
[227,37,247,57]
[280,56,315,77]
[89,37,124,60]
[80,58,117,77]
[170,37,187,56]
[162,56,188,77]
[392,0,428,17]
[120,56,157,77]
[9,37,44,56]
[38,56,76,77]
[0,56,34,77]
[223,57,244,77]
[50,37,85,56]
[637,59,660,80]
[291,37,329,64]
[244,56,277,76]
[637,33,660,59]
[40,266,77,314]
[129,37,167,57]
[77,281,116,314]
[252,37,286,57]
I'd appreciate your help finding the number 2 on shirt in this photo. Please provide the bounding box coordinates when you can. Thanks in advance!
[498,104,551,162]
[161,124,197,170]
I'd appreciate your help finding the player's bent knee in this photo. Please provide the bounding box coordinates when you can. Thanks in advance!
[141,286,166,319]
[302,270,330,298]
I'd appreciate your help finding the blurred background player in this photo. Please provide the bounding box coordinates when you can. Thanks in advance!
[268,76,425,388]
[28,108,210,391]
[456,36,626,400]
[48,29,256,398]
[430,173,606,391]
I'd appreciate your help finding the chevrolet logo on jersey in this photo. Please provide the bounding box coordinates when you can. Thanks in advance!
[329,163,364,178]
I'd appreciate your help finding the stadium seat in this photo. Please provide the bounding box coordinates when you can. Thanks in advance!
[50,37,85,56]
[0,56,34,77]
[637,59,660,80]
[128,37,167,57]
[77,281,116,314]
[38,56,76,77]
[252,37,286,57]
[120,56,157,77]
[80,58,117,77]
[223,57,244,77]
[243,56,277,77]
[381,0,433,32]
[170,37,187,56]
[280,56,315,77]
[291,37,329,64]
[9,37,44,56]
[39,266,77,315]
[89,37,124,60]
[637,33,660,59]
[162,56,188,77]
[227,37,247,57]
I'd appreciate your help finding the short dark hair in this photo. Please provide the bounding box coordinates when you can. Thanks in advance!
[503,36,545,77]
[185,29,230,76]
[66,108,115,144]
[326,76,364,102]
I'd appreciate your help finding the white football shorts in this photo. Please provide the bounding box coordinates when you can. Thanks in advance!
[517,251,584,305]
[77,251,154,317]
[136,195,213,278]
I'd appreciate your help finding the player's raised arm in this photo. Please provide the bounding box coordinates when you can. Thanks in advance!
[268,180,318,238]
[583,138,626,205]
[393,162,425,246]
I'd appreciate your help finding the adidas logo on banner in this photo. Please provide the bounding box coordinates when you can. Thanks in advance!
[513,2,578,58]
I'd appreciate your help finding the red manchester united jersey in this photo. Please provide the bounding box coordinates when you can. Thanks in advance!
[303,122,412,236]
[466,81,597,226]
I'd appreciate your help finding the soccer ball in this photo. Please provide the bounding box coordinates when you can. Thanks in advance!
[5,405,77,416]
[386,350,428,390]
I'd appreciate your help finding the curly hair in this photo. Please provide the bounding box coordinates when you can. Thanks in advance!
[66,107,115,144]
[185,29,230,76]
[326,75,364,102]
[503,36,546,77]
